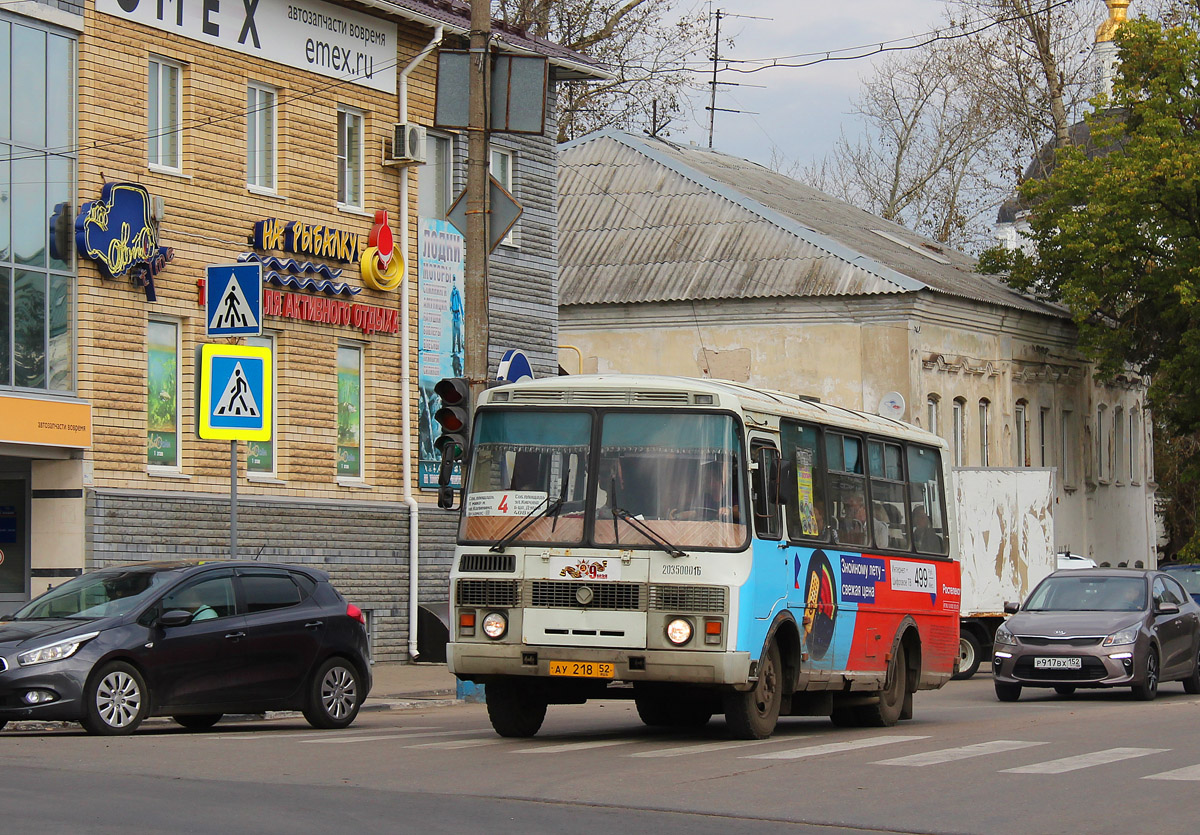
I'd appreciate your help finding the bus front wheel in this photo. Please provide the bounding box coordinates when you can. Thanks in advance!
[724,641,782,739]
[485,680,547,738]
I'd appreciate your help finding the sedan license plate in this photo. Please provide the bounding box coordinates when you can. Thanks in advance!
[549,660,614,678]
[1033,656,1082,669]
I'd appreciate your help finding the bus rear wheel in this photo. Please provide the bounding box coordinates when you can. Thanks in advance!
[855,643,908,727]
[485,680,547,738]
[724,641,782,739]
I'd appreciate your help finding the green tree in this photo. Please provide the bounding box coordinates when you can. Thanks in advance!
[977,14,1200,558]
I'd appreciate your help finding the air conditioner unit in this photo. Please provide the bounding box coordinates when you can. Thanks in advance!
[388,122,427,164]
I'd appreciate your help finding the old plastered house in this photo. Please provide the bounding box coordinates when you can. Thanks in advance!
[557,130,1156,568]
[0,0,604,658]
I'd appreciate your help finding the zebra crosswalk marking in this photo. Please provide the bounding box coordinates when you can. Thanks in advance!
[302,729,484,744]
[876,739,1048,767]
[517,738,641,754]
[630,738,785,758]
[1143,764,1200,781]
[1001,747,1168,774]
[743,735,929,761]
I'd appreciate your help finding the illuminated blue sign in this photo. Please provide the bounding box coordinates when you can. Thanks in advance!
[76,182,174,300]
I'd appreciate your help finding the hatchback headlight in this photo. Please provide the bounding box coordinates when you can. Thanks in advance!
[17,631,100,667]
[1103,625,1140,647]
[993,625,1017,647]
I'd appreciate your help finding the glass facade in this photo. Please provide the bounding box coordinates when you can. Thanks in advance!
[0,17,76,392]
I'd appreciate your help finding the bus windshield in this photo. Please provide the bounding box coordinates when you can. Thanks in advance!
[593,412,745,550]
[459,409,746,550]
[460,410,592,546]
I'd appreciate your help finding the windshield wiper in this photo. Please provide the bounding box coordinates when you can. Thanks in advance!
[611,507,688,559]
[489,496,564,553]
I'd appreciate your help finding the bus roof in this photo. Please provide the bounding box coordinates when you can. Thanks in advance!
[481,374,945,449]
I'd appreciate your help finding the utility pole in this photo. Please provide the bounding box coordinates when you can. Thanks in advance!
[707,8,721,149]
[465,0,491,399]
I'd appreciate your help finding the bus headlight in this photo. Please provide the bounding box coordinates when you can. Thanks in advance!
[666,618,693,646]
[482,612,508,639]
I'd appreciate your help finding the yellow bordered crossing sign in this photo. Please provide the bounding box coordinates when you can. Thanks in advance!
[197,344,272,441]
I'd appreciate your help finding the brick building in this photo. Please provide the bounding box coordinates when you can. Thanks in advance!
[0,0,604,659]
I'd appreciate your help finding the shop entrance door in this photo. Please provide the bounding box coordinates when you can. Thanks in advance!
[0,477,29,603]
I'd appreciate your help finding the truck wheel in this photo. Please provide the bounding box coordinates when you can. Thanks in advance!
[855,642,908,727]
[486,680,547,738]
[953,631,982,680]
[724,641,782,739]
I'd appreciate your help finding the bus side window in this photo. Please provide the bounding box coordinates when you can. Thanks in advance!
[751,443,781,540]
[781,421,829,542]
[907,444,948,555]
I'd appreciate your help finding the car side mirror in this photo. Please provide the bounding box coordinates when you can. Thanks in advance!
[1003,601,1020,615]
[1155,602,1181,616]
[158,609,194,628]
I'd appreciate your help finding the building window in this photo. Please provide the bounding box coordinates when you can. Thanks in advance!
[147,319,180,468]
[952,398,965,466]
[246,83,276,191]
[2,22,75,393]
[419,133,452,219]
[1096,405,1107,483]
[978,399,990,466]
[247,333,276,477]
[148,57,181,171]
[1130,407,1141,485]
[1039,407,1052,467]
[337,107,363,208]
[337,344,362,479]
[490,146,517,246]
[1061,410,1075,488]
[1015,401,1028,467]
[1113,407,1125,483]
[926,395,939,436]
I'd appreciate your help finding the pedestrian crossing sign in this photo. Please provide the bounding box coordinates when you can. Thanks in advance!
[206,263,262,337]
[197,344,272,441]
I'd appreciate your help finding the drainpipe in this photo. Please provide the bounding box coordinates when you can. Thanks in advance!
[400,25,443,660]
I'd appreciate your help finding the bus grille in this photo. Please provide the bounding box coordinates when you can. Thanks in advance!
[456,579,521,607]
[649,585,727,613]
[459,553,516,573]
[529,580,643,610]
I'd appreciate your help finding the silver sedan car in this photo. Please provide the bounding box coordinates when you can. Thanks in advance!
[992,568,1200,701]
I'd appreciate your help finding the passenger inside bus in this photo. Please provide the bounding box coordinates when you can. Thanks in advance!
[673,460,739,523]
[912,506,943,553]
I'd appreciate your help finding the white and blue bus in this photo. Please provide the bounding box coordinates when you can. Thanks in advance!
[447,375,962,738]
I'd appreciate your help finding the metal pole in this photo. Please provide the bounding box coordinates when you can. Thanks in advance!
[230,440,238,560]
[708,9,721,149]
[465,0,491,400]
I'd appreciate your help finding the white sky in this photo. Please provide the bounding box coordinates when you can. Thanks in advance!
[665,1,971,170]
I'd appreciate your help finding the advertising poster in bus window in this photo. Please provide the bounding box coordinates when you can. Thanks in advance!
[146,321,178,467]
[417,218,465,489]
[795,448,818,536]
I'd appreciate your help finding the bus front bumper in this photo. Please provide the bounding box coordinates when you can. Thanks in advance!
[448,642,753,687]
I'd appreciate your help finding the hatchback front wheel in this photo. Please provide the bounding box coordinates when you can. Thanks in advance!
[83,661,149,735]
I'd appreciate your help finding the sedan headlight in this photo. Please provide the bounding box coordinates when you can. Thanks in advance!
[1103,625,1140,647]
[993,625,1017,647]
[17,631,100,667]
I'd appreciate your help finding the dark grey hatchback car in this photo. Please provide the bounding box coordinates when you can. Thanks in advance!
[992,568,1200,701]
[0,561,371,734]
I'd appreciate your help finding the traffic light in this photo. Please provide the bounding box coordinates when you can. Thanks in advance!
[433,377,471,508]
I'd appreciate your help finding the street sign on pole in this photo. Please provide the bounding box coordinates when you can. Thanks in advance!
[446,175,523,253]
[197,344,272,441]
[206,263,263,337]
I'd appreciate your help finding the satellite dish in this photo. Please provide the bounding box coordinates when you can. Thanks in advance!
[878,391,906,419]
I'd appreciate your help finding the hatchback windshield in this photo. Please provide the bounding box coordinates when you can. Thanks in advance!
[13,569,169,620]
[1024,575,1147,612]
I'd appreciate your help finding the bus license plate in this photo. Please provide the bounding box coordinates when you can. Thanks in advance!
[1033,657,1082,669]
[549,660,614,678]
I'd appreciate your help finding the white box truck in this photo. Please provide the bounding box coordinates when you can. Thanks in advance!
[952,467,1057,679]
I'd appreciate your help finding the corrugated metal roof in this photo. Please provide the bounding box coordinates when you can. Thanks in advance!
[558,130,1061,316]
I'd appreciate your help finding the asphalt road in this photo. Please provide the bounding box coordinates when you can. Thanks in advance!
[3,674,1198,834]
